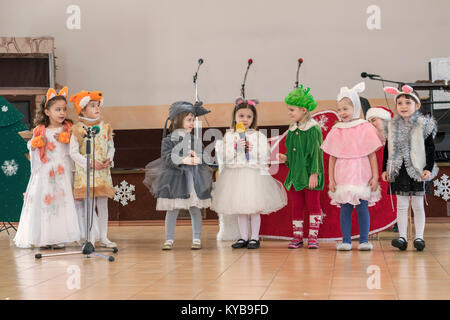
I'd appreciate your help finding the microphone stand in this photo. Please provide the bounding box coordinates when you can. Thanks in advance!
[193,59,203,141]
[35,127,117,261]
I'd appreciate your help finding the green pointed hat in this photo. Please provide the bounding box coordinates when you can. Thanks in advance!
[284,85,317,111]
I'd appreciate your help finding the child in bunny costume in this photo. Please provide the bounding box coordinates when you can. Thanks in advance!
[321,82,383,251]
[382,85,438,252]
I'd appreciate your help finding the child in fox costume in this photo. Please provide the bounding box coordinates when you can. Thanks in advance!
[69,90,116,248]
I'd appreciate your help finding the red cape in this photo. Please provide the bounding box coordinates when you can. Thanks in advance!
[260,111,397,241]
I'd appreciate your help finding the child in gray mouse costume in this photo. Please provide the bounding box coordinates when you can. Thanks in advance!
[143,101,212,250]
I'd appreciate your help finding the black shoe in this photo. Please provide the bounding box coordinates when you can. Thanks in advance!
[392,237,408,251]
[232,239,248,249]
[247,239,260,249]
[414,238,425,251]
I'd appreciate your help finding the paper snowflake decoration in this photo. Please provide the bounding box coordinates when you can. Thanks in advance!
[434,174,450,201]
[113,180,136,206]
[317,115,329,131]
[1,160,19,176]
[1,105,8,112]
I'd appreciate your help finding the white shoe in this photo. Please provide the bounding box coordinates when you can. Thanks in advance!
[336,242,352,251]
[52,243,65,249]
[358,242,373,251]
[99,239,117,248]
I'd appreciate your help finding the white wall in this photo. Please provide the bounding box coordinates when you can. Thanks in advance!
[1,0,449,106]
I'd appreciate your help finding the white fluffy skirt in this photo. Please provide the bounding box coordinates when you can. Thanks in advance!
[329,184,381,207]
[156,192,211,211]
[211,167,287,215]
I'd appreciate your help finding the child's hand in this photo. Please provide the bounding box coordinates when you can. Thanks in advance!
[381,171,388,182]
[102,159,111,168]
[276,153,287,163]
[189,150,197,158]
[239,139,246,149]
[421,170,431,181]
[246,141,253,152]
[369,177,379,192]
[329,179,336,193]
[182,156,201,165]
[309,173,318,189]
[94,160,104,170]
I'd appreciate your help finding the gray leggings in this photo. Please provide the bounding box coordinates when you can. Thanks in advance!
[165,207,202,241]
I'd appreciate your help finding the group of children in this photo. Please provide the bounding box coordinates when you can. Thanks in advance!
[13,81,438,253]
[14,87,116,249]
[148,81,437,252]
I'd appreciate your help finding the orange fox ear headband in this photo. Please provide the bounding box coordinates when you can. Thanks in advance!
[69,90,104,115]
[43,87,68,108]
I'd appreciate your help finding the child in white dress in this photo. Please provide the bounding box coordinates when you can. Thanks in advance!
[13,87,81,248]
[212,98,287,249]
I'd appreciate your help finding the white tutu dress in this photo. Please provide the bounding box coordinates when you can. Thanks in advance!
[13,127,81,248]
[212,129,287,216]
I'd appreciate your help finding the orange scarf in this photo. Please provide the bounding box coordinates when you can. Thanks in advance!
[31,121,72,163]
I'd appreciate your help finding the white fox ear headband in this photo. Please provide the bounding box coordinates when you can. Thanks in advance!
[384,85,420,104]
[337,82,365,119]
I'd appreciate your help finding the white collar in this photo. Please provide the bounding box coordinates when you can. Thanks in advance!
[333,118,366,129]
[79,116,100,122]
[289,119,319,131]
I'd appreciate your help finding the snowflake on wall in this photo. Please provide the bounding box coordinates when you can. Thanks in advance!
[317,115,329,131]
[1,105,8,112]
[113,180,136,206]
[434,174,450,201]
[1,160,19,176]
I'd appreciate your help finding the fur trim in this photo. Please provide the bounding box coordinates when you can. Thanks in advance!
[289,119,320,131]
[387,112,438,182]
[329,184,381,207]
[333,118,366,129]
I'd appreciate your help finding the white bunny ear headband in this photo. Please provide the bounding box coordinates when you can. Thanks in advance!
[337,82,366,119]
[384,85,420,104]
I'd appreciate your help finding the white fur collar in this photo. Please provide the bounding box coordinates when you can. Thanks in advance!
[333,118,366,129]
[289,119,319,131]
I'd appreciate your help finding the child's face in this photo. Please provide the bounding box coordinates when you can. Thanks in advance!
[183,113,195,132]
[45,100,67,126]
[368,117,384,133]
[337,98,354,122]
[396,96,420,119]
[82,100,101,119]
[287,106,306,123]
[235,108,254,129]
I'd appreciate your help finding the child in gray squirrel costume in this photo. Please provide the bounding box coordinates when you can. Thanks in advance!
[382,85,439,252]
[143,101,213,250]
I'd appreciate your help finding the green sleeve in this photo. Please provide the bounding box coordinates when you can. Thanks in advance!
[309,126,323,174]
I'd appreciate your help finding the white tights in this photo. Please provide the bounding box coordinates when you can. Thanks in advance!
[396,195,426,239]
[238,214,261,241]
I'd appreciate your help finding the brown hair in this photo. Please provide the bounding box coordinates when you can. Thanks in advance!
[33,95,70,128]
[396,90,421,105]
[169,111,195,132]
[230,102,257,130]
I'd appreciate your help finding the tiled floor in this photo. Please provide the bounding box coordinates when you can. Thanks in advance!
[0,221,449,300]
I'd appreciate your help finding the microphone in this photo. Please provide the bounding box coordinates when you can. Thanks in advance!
[295,58,303,89]
[198,58,204,65]
[236,122,249,161]
[241,58,254,98]
[361,72,380,79]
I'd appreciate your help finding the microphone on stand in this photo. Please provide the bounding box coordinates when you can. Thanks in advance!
[295,58,303,89]
[241,59,253,98]
[361,72,381,79]
[236,122,249,161]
